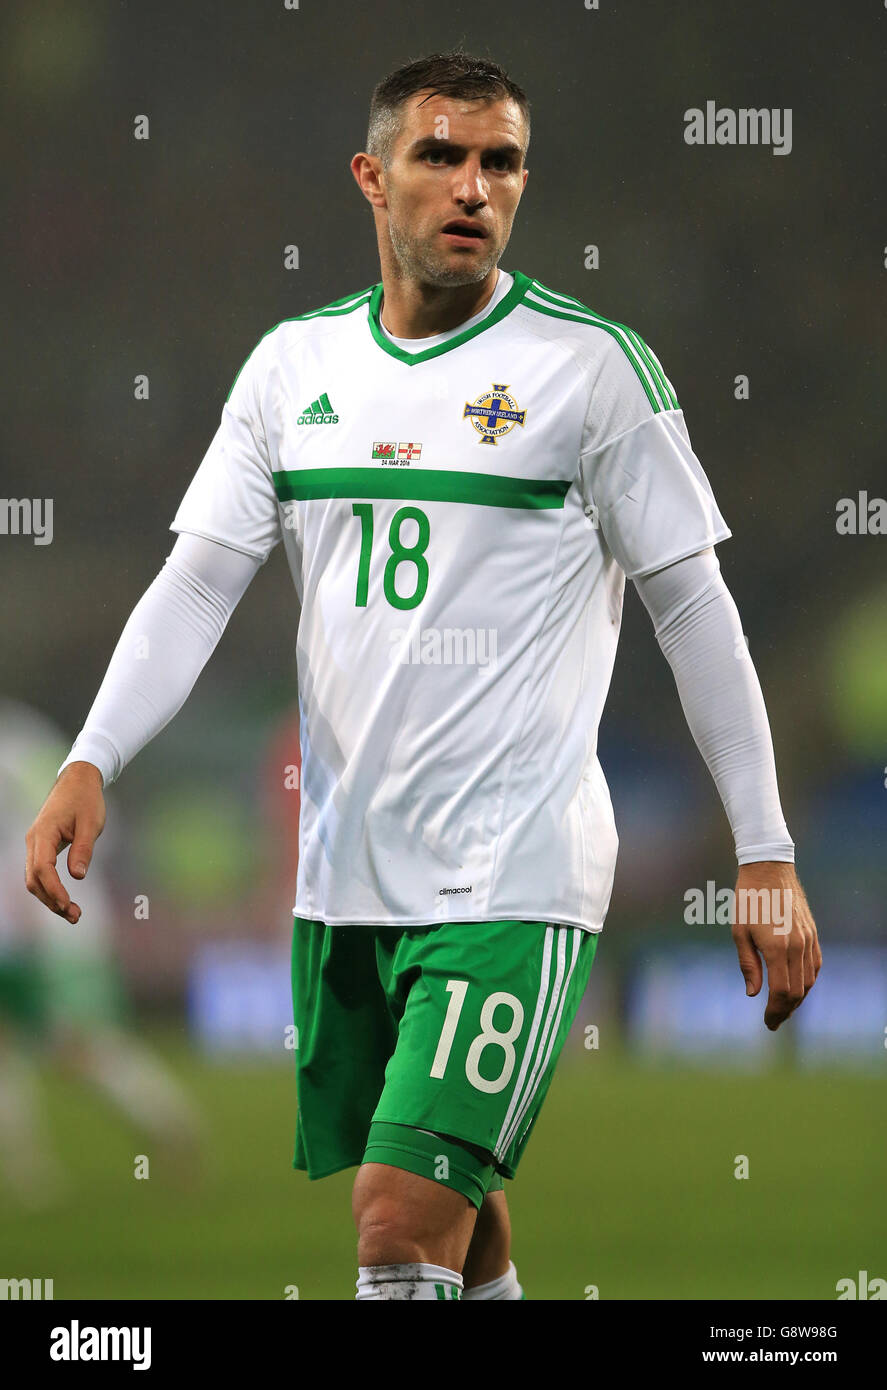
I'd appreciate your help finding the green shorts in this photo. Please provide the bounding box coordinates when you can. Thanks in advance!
[0,950,123,1036]
[290,917,598,1208]
[0,956,45,1032]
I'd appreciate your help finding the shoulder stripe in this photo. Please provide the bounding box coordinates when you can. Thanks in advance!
[525,278,678,405]
[523,285,662,412]
[523,280,678,412]
[293,288,374,320]
[636,336,679,411]
[526,281,677,411]
[225,286,374,402]
[532,279,679,410]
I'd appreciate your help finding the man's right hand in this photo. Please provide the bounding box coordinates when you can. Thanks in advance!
[24,761,106,923]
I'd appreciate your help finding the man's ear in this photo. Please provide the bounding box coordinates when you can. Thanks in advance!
[351,152,387,208]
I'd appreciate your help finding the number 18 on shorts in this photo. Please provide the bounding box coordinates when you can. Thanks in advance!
[290,916,598,1191]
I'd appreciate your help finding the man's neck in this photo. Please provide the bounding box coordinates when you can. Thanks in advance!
[378,267,501,339]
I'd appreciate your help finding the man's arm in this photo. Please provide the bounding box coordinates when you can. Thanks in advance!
[574,327,820,1028]
[24,532,261,923]
[633,547,822,1029]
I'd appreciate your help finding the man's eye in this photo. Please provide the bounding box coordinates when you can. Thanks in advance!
[422,149,448,163]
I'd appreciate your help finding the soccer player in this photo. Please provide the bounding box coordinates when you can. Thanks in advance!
[25,51,822,1300]
[1,699,201,1203]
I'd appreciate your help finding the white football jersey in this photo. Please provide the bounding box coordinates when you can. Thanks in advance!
[170,269,731,932]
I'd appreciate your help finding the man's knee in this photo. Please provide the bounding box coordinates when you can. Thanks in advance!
[353,1161,477,1270]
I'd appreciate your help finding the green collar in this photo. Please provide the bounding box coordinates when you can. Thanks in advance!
[367,269,533,365]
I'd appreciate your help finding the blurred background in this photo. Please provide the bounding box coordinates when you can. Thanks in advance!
[0,0,884,1299]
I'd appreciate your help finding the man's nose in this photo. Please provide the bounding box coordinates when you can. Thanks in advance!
[452,161,488,206]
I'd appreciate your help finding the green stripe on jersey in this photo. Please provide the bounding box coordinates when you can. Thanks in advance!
[524,280,679,413]
[294,290,374,321]
[274,466,571,510]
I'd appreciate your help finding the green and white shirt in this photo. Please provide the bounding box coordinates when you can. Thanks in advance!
[170,268,731,931]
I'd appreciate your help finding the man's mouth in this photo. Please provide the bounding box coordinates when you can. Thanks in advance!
[440,220,489,244]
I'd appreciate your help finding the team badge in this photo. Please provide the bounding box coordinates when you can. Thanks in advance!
[463,383,527,446]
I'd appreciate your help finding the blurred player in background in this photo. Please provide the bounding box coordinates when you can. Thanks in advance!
[0,700,200,1203]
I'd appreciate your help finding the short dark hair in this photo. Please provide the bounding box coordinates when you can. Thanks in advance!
[366,50,530,166]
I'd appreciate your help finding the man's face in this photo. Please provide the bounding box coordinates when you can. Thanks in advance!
[380,91,529,287]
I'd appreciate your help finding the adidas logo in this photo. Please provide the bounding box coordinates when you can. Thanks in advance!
[297,392,339,425]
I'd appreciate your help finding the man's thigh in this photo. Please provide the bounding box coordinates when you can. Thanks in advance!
[291,917,397,1177]
[370,919,598,1182]
[291,916,598,1207]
